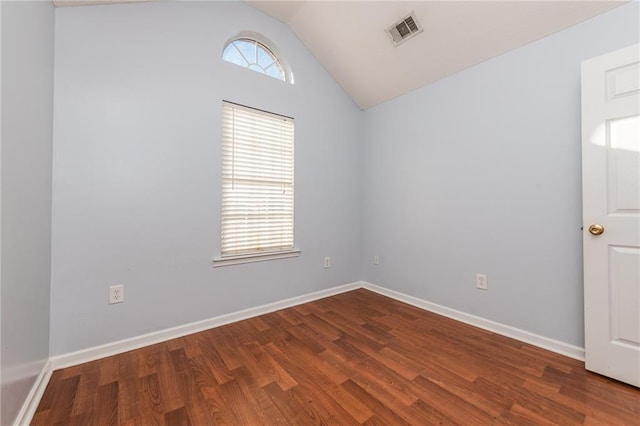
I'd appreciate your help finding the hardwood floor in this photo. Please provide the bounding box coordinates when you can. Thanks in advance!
[33,289,639,425]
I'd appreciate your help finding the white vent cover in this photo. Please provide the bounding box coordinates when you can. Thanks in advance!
[386,12,423,46]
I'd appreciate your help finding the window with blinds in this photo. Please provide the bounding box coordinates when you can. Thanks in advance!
[221,102,295,258]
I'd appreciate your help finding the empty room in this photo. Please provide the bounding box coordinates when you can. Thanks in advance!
[2,0,639,424]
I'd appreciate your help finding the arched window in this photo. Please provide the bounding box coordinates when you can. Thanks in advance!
[222,33,292,83]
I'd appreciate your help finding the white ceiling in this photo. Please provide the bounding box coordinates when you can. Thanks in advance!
[52,0,627,109]
[248,1,626,109]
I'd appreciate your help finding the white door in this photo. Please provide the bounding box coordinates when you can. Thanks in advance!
[581,44,640,387]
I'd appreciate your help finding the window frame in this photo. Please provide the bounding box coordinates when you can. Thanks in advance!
[213,101,298,267]
[221,32,294,84]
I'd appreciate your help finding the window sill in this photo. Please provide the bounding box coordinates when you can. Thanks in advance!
[212,249,301,267]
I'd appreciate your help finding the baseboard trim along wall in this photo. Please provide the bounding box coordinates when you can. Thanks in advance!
[362,281,585,361]
[49,281,362,370]
[49,280,586,370]
[13,359,53,426]
[20,280,584,425]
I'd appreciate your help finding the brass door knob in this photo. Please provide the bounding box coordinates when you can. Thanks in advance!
[588,224,605,235]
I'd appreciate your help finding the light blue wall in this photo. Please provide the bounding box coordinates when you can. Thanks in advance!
[48,0,639,357]
[50,1,363,355]
[1,1,54,424]
[362,2,639,347]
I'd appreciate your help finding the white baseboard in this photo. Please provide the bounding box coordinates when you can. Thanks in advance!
[50,280,584,369]
[362,281,585,361]
[50,281,362,370]
[13,359,52,426]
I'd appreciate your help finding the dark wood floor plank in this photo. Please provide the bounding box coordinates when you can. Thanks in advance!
[547,365,640,414]
[259,311,298,333]
[331,338,419,406]
[280,324,328,354]
[116,352,140,424]
[30,409,51,426]
[387,335,481,383]
[409,398,459,425]
[378,346,430,378]
[153,343,185,413]
[246,341,298,391]
[232,365,290,424]
[478,375,587,424]
[204,326,244,371]
[164,405,191,426]
[181,335,204,359]
[94,380,119,426]
[341,334,420,381]
[233,344,277,388]
[267,340,349,386]
[195,337,235,386]
[34,288,640,425]
[221,379,267,425]
[413,374,496,424]
[341,378,410,425]
[494,403,556,425]
[260,337,363,424]
[247,315,271,332]
[169,348,216,425]
[320,310,389,348]
[69,362,99,418]
[303,313,343,341]
[325,382,374,423]
[276,308,306,326]
[47,375,80,424]
[288,315,335,353]
[198,381,241,424]
[261,382,313,424]
[137,373,166,425]
[523,378,639,426]
[98,355,120,386]
[418,361,508,418]
[33,370,63,412]
[290,298,331,317]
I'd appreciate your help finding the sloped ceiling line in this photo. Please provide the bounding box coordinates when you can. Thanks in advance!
[52,0,627,110]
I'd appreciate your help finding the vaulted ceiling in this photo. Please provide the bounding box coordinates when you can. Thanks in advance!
[248,1,626,109]
[52,0,627,109]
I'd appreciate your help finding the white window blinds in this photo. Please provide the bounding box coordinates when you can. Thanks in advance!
[221,102,295,257]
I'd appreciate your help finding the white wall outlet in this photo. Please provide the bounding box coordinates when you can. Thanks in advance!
[476,274,488,290]
[324,256,331,269]
[109,284,124,304]
[373,255,380,265]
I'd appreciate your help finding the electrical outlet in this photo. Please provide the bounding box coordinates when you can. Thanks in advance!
[324,256,331,269]
[476,274,488,290]
[109,284,125,304]
[373,255,380,265]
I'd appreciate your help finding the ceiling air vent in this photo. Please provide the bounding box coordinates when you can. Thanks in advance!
[386,12,423,47]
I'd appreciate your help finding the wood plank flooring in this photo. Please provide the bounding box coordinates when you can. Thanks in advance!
[33,289,640,425]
